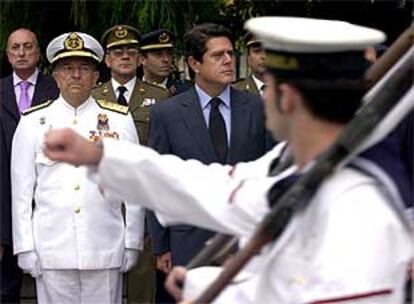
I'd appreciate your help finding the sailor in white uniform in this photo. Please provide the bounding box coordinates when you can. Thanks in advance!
[43,18,413,304]
[11,32,145,304]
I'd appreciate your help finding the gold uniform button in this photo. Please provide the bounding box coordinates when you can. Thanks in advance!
[74,185,80,191]
[73,118,78,125]
[74,207,81,214]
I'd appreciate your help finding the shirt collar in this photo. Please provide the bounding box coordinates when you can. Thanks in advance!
[251,74,264,91]
[111,76,136,93]
[13,69,39,87]
[195,84,231,110]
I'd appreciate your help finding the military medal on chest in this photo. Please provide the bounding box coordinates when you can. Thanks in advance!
[89,113,119,142]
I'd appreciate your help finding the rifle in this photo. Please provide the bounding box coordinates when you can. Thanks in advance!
[184,26,414,273]
[190,28,414,303]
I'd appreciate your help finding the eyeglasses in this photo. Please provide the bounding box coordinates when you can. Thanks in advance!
[57,64,95,75]
[109,48,139,57]
[8,43,37,54]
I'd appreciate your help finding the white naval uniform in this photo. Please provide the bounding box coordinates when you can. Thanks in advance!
[91,139,412,304]
[11,96,145,303]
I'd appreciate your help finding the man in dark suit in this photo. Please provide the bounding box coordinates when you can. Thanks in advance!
[147,23,271,301]
[0,28,59,303]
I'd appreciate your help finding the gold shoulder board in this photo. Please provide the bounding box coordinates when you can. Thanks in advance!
[22,100,54,116]
[96,99,129,115]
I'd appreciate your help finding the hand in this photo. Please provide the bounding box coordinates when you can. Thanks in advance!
[18,251,42,278]
[120,249,140,273]
[43,128,102,166]
[156,251,172,273]
[165,266,187,301]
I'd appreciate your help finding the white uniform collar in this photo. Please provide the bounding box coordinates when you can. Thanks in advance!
[56,94,94,113]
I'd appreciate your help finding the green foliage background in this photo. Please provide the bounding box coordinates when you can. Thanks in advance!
[0,0,412,76]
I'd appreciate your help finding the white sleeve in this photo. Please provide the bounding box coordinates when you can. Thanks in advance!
[11,117,37,254]
[122,113,145,250]
[96,139,290,238]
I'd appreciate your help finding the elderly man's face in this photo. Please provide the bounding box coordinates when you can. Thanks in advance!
[53,57,99,104]
[7,29,40,75]
[105,45,140,81]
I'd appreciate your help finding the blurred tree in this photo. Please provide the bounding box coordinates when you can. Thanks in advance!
[0,0,412,77]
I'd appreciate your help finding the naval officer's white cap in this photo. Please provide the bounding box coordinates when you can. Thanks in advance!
[245,17,386,80]
[46,32,104,64]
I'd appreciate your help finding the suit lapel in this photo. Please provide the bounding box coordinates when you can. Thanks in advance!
[228,88,250,163]
[32,74,56,105]
[179,88,216,162]
[1,76,20,122]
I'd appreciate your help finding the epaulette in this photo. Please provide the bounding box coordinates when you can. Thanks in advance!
[96,99,129,115]
[22,100,54,116]
[93,81,104,89]
[233,78,246,85]
[142,79,168,91]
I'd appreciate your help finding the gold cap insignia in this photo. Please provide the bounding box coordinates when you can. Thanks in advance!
[115,26,128,39]
[159,32,170,44]
[64,32,84,51]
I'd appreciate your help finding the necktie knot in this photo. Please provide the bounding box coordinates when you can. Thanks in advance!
[117,86,128,106]
[210,97,222,110]
[118,86,127,94]
[20,80,31,90]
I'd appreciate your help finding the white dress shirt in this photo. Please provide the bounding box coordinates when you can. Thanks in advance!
[13,69,39,106]
[111,76,136,104]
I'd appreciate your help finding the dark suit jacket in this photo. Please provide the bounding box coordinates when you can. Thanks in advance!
[0,73,59,247]
[147,86,271,266]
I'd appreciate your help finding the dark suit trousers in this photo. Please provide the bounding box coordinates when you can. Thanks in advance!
[1,246,22,303]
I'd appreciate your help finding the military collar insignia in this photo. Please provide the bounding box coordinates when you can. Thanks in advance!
[64,32,84,51]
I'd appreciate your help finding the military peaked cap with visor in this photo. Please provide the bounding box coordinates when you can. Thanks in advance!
[101,25,141,50]
[244,32,262,48]
[140,29,175,51]
[46,32,104,64]
[245,17,386,80]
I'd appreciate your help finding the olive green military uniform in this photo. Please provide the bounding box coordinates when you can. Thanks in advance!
[232,75,260,95]
[96,24,170,304]
[92,79,169,146]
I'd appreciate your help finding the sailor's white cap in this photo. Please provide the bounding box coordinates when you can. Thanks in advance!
[245,17,386,79]
[46,32,104,64]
